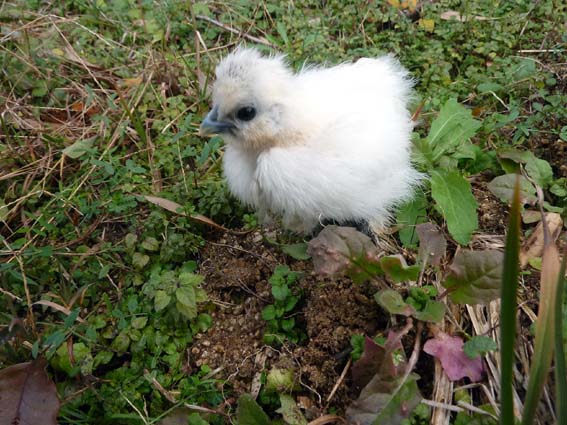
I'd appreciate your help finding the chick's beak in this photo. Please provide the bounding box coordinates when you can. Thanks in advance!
[200,106,235,136]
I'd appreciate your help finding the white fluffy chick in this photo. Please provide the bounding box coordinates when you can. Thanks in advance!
[200,47,421,233]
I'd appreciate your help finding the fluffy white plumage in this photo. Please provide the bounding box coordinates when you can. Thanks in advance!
[200,47,422,233]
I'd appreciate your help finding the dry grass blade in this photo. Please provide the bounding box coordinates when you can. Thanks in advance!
[521,242,562,424]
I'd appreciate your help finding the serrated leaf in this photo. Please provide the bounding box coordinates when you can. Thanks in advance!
[63,137,95,159]
[375,290,415,316]
[463,336,497,359]
[430,170,478,245]
[426,99,482,161]
[154,290,171,311]
[379,255,420,282]
[443,250,503,304]
[236,394,270,425]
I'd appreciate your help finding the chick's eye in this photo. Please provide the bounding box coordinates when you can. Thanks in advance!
[236,106,256,121]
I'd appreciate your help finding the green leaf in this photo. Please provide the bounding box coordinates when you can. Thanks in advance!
[463,336,497,359]
[281,242,311,260]
[63,137,96,159]
[132,252,149,269]
[396,193,428,248]
[413,300,446,323]
[131,316,148,329]
[188,412,209,425]
[141,236,160,251]
[262,305,277,321]
[379,255,420,282]
[176,300,197,319]
[375,290,415,316]
[277,394,308,425]
[276,21,289,46]
[154,290,171,311]
[443,250,503,304]
[176,286,196,308]
[272,283,291,301]
[236,394,270,425]
[430,170,478,245]
[525,157,554,188]
[179,272,205,287]
[426,99,482,162]
[487,173,537,205]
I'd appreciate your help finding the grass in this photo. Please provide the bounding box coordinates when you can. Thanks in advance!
[0,0,566,424]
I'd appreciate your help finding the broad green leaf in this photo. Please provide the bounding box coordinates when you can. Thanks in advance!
[281,243,311,260]
[176,300,197,319]
[277,394,308,425]
[525,156,553,188]
[396,193,428,248]
[487,173,537,204]
[132,252,149,269]
[443,250,503,304]
[141,236,159,251]
[131,316,148,329]
[430,170,478,245]
[262,305,276,321]
[379,255,420,282]
[63,137,95,159]
[188,412,209,425]
[175,286,196,308]
[272,283,291,301]
[236,394,270,425]
[426,99,481,162]
[179,272,204,287]
[413,300,446,323]
[463,336,497,359]
[375,290,415,316]
[154,290,171,311]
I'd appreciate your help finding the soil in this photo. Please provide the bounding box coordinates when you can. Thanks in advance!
[193,230,389,414]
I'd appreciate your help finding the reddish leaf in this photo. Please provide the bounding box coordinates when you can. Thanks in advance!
[416,222,447,266]
[423,331,484,382]
[307,225,380,277]
[0,358,60,425]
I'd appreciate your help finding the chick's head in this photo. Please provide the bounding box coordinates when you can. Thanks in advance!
[200,48,299,150]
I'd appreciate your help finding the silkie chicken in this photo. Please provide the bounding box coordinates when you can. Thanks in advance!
[200,47,422,234]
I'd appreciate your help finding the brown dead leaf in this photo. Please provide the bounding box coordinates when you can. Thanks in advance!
[0,358,60,425]
[122,77,144,88]
[520,212,563,267]
[440,10,490,21]
[141,195,245,233]
[33,300,85,323]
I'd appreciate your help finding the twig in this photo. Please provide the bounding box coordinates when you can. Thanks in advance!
[196,15,276,48]
[326,358,351,404]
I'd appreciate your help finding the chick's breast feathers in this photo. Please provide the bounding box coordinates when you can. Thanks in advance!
[215,48,422,232]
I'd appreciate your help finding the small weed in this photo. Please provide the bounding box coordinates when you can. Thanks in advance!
[261,265,305,345]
